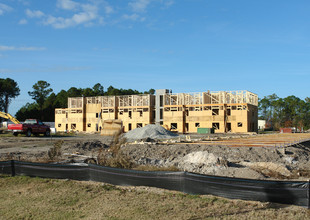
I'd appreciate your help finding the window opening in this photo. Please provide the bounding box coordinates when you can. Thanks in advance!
[226,123,231,132]
[212,123,220,130]
[227,109,231,116]
[171,123,178,130]
[212,109,219,115]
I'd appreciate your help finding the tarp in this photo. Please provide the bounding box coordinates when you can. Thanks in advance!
[0,160,309,207]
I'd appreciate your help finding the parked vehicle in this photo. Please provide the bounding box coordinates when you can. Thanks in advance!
[8,119,51,137]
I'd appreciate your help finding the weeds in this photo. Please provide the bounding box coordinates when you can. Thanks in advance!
[97,131,134,169]
[251,167,290,179]
[48,140,63,160]
[101,183,121,191]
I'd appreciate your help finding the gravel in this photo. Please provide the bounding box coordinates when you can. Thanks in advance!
[124,124,179,141]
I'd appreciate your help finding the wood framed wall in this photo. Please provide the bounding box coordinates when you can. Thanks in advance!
[55,108,68,132]
[117,95,155,132]
[54,90,258,133]
[163,91,258,133]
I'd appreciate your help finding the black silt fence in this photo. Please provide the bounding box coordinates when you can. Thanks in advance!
[89,164,185,192]
[0,160,309,208]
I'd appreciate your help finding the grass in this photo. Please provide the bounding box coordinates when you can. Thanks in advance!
[0,175,310,220]
[0,132,18,137]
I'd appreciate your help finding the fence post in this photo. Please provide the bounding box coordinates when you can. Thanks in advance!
[11,160,15,177]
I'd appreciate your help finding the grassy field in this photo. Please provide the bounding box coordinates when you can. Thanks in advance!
[0,175,309,220]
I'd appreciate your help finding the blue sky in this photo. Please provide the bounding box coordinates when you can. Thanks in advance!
[0,0,310,115]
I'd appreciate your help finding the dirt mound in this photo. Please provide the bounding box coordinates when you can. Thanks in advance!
[183,151,218,165]
[73,141,109,152]
[124,124,179,140]
[241,162,292,178]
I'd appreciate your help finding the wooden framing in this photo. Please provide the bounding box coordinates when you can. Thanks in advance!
[117,95,155,132]
[163,91,258,133]
[55,90,258,133]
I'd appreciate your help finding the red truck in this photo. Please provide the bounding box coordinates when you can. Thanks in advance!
[8,119,51,137]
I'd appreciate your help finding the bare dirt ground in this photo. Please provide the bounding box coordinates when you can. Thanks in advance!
[1,132,310,180]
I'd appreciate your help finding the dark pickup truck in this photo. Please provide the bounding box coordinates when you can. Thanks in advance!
[8,119,51,137]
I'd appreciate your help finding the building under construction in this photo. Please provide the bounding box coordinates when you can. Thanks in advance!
[55,89,258,133]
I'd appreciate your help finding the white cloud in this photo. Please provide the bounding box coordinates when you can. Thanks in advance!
[162,0,174,8]
[26,9,45,18]
[21,0,174,28]
[127,0,174,14]
[18,0,30,6]
[122,13,146,22]
[129,0,151,12]
[0,45,46,51]
[56,0,79,10]
[122,14,140,21]
[19,19,28,25]
[43,4,99,29]
[104,5,114,14]
[0,3,13,15]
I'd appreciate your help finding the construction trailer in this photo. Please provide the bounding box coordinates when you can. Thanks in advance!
[55,90,258,133]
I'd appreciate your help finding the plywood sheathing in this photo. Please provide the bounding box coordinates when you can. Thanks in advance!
[117,95,154,132]
[163,91,258,133]
[55,108,68,131]
[55,90,258,134]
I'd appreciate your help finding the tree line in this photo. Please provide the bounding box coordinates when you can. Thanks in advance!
[1,77,310,129]
[0,78,155,122]
[259,94,310,130]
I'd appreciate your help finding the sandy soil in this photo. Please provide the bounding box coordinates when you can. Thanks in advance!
[1,133,310,180]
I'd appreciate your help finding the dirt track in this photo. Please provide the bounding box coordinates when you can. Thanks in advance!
[1,133,310,180]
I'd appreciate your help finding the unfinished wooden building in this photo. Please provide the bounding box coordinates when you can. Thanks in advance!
[55,90,258,133]
[55,94,155,133]
[117,95,155,132]
[162,91,258,133]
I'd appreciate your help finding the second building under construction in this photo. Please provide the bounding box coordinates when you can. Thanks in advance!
[55,89,258,134]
